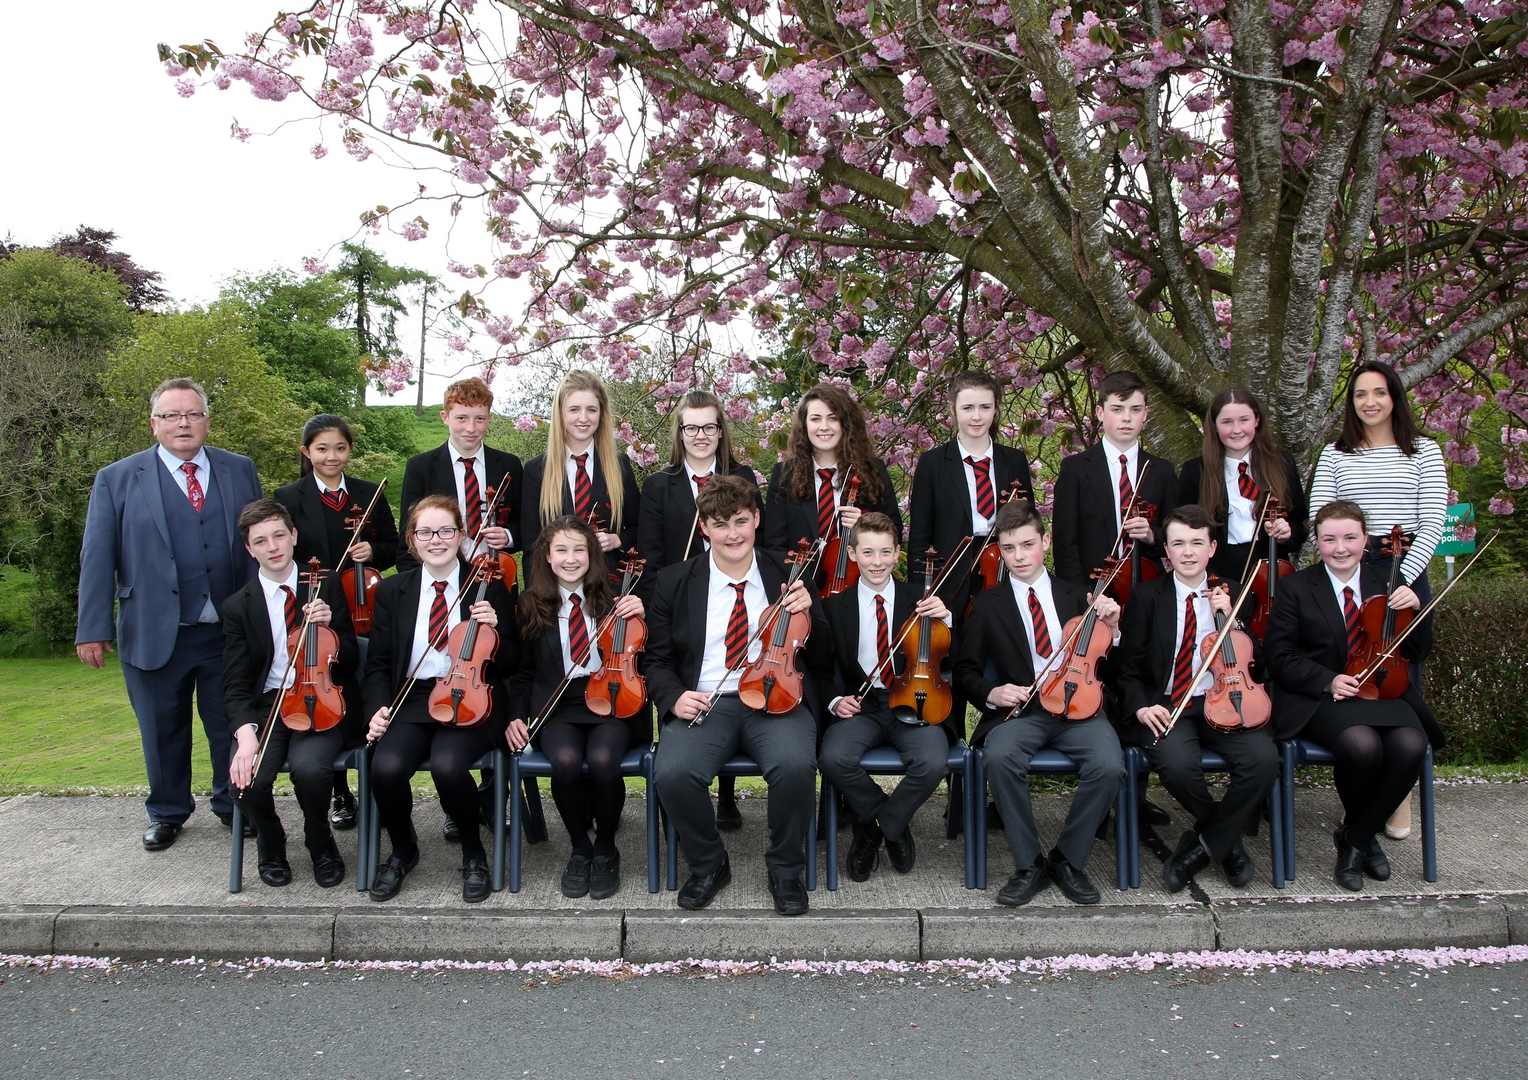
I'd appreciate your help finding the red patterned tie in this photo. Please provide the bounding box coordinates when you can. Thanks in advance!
[428,580,450,652]
[816,468,837,538]
[724,582,750,669]
[874,594,891,686]
[181,462,205,513]
[1343,586,1364,657]
[567,592,591,667]
[966,456,996,521]
[1237,461,1259,502]
[1117,454,1133,522]
[280,585,301,636]
[693,472,711,489]
[460,457,482,538]
[1170,593,1199,707]
[572,453,594,519]
[319,486,347,512]
[1028,587,1052,659]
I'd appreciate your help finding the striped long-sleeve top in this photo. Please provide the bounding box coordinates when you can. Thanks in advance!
[1307,439,1449,583]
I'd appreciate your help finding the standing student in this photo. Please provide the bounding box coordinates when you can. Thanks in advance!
[223,499,360,888]
[649,475,831,915]
[274,413,399,830]
[76,378,264,850]
[637,389,763,829]
[1114,505,1279,893]
[520,370,641,563]
[763,383,902,554]
[1308,361,1447,839]
[1263,500,1437,890]
[505,517,649,900]
[816,513,953,881]
[1176,388,1306,585]
[907,370,1034,738]
[954,500,1125,907]
[362,496,519,904]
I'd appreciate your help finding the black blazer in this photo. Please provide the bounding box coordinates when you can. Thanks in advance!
[1262,562,1438,744]
[907,438,1034,608]
[1052,443,1177,591]
[507,610,653,747]
[1176,452,1307,582]
[644,549,833,723]
[953,574,1091,747]
[813,580,918,723]
[361,562,519,730]
[762,458,902,555]
[637,462,763,586]
[519,450,642,560]
[221,570,363,743]
[274,473,399,575]
[397,443,524,572]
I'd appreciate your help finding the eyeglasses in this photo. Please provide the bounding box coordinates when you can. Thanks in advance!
[412,527,461,541]
[681,424,721,437]
[152,411,208,424]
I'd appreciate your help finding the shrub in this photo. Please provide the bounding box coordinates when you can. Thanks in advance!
[1428,574,1528,764]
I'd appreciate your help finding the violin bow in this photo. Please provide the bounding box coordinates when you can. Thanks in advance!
[797,466,856,580]
[333,478,388,579]
[247,559,329,784]
[1154,574,1259,744]
[1002,555,1131,721]
[691,538,825,725]
[1237,492,1275,583]
[944,481,1030,601]
[1348,530,1499,688]
[855,536,975,697]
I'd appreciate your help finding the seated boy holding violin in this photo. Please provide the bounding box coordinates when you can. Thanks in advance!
[816,512,953,881]
[954,499,1125,907]
[1114,504,1279,893]
[648,474,831,915]
[223,499,360,889]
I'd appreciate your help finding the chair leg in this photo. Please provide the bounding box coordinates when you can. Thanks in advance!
[806,783,818,892]
[507,752,524,893]
[1422,745,1437,883]
[229,802,244,894]
[1281,742,1298,882]
[1268,786,1285,889]
[824,780,839,892]
[962,753,976,890]
[945,772,963,840]
[645,749,660,895]
[491,749,507,892]
[1127,748,1143,889]
[1114,776,1129,892]
[974,749,988,890]
[523,776,549,844]
[664,805,679,891]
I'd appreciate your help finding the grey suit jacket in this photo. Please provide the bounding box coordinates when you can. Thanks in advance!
[76,445,262,670]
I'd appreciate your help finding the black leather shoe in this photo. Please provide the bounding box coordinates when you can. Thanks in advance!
[677,855,732,910]
[442,814,461,843]
[590,852,621,900]
[1363,838,1392,881]
[1333,829,1365,891]
[1048,850,1100,905]
[996,862,1050,907]
[258,858,293,887]
[142,821,181,851]
[1221,840,1256,888]
[769,873,809,916]
[885,829,916,875]
[847,823,882,882]
[1162,834,1211,893]
[561,852,593,899]
[330,791,358,831]
[1139,798,1172,827]
[462,857,491,903]
[218,813,258,838]
[312,842,345,888]
[368,849,420,902]
[716,793,742,831]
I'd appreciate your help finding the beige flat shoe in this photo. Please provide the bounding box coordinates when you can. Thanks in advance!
[1385,790,1414,840]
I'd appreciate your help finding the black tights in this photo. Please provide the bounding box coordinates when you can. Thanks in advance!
[372,722,496,862]
[1330,725,1428,850]
[540,723,630,856]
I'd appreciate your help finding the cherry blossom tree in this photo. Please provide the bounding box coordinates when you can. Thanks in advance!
[161,1,1528,509]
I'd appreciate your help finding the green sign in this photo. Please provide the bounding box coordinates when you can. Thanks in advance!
[1435,502,1475,556]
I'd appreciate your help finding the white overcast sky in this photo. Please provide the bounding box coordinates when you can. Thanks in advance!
[1,1,498,405]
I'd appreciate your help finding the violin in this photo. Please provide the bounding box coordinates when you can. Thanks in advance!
[1034,559,1128,720]
[428,559,504,727]
[341,504,383,634]
[470,482,518,590]
[1200,575,1271,732]
[1342,526,1414,700]
[818,472,863,598]
[888,548,954,726]
[586,551,648,719]
[737,540,817,714]
[279,557,347,732]
[964,479,1030,617]
[1244,494,1296,640]
[1107,498,1161,609]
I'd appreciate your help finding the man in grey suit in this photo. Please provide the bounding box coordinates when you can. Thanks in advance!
[76,378,263,850]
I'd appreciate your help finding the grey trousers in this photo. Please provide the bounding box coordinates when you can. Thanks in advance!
[818,704,949,841]
[654,695,817,879]
[983,709,1124,871]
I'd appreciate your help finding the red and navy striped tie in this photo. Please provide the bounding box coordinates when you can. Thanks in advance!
[428,580,450,651]
[567,592,591,667]
[874,594,891,686]
[1343,586,1364,657]
[966,456,996,521]
[815,468,837,538]
[460,457,482,538]
[724,582,750,669]
[319,486,347,512]
[572,453,594,520]
[280,585,301,636]
[1117,454,1133,521]
[1170,593,1198,706]
[1237,461,1259,502]
[1028,587,1052,659]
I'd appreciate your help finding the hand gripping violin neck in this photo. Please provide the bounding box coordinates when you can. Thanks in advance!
[888,548,955,726]
[818,470,862,598]
[429,559,505,727]
[737,540,819,715]
[586,551,648,719]
[341,482,387,634]
[1199,575,1271,732]
[280,557,347,733]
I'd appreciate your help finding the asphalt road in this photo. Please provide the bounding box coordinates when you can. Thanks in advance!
[2,959,1523,1079]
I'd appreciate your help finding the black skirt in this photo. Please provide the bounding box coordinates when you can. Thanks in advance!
[540,676,609,728]
[1304,695,1423,746]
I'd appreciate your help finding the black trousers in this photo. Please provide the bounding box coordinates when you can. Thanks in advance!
[233,691,344,861]
[817,701,949,842]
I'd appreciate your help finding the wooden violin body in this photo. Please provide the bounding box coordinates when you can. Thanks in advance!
[1037,610,1112,721]
[587,554,648,718]
[341,562,382,635]
[737,605,811,714]
[280,558,346,732]
[1342,526,1414,700]
[888,549,955,725]
[1200,612,1271,732]
[1245,557,1294,640]
[429,565,503,727]
[818,473,862,598]
[1107,542,1161,609]
[472,484,518,590]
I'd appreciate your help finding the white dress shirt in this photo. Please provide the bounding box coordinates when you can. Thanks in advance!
[157,444,219,622]
[814,462,842,519]
[451,443,510,554]
[1167,574,1215,698]
[1327,565,1363,609]
[409,566,463,680]
[684,458,716,552]
[565,445,597,505]
[315,475,349,502]
[1010,572,1063,678]
[696,554,767,694]
[258,564,301,695]
[958,438,996,535]
[558,585,602,676]
[1222,452,1257,545]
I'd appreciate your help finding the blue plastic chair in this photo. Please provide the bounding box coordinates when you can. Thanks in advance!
[506,744,660,893]
[1278,738,1436,886]
[1123,744,1285,889]
[362,747,507,891]
[229,745,370,893]
[820,743,976,889]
